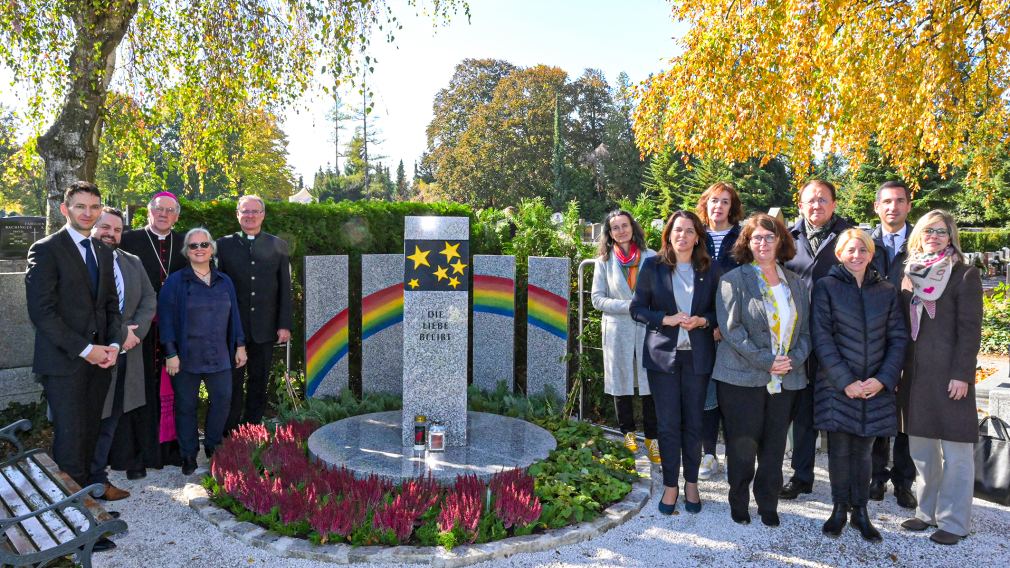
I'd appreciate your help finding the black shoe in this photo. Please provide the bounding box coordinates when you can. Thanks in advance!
[779,480,812,500]
[205,447,215,461]
[181,456,197,476]
[850,506,882,542]
[126,468,146,480]
[106,511,121,519]
[822,504,848,537]
[759,511,780,527]
[93,537,117,552]
[869,480,886,501]
[894,485,917,509]
[731,508,751,525]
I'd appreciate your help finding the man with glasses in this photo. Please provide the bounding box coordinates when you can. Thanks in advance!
[25,183,122,544]
[781,179,854,500]
[114,192,188,479]
[868,180,918,509]
[216,195,292,433]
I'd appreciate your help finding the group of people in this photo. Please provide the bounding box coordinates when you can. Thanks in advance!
[593,180,982,545]
[25,182,292,551]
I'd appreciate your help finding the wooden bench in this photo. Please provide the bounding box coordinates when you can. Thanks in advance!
[0,419,127,567]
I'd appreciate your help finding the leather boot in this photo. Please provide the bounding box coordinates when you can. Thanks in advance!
[850,506,882,542]
[822,503,848,537]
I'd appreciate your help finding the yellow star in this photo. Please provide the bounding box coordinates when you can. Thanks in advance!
[433,266,449,281]
[408,278,420,289]
[407,245,431,269]
[448,276,460,289]
[450,259,468,275]
[440,241,461,263]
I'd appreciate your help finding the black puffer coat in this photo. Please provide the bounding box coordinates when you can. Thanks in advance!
[811,264,908,437]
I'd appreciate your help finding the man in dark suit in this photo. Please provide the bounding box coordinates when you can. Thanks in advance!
[868,180,918,509]
[113,191,187,478]
[89,207,156,501]
[781,179,853,499]
[25,182,122,489]
[216,195,292,432]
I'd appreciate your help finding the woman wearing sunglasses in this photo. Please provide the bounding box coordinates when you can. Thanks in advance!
[158,227,247,475]
[898,210,983,546]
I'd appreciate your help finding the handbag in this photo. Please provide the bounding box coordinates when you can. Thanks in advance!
[974,416,1010,505]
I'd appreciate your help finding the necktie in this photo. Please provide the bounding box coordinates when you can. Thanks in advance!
[81,238,99,298]
[886,233,896,262]
[115,256,125,313]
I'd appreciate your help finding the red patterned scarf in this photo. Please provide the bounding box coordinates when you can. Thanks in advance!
[614,243,641,291]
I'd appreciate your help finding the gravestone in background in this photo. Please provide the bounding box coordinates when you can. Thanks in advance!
[526,256,570,400]
[304,255,349,398]
[0,217,45,260]
[361,254,404,395]
[0,272,41,409]
[472,255,515,392]
[401,216,470,447]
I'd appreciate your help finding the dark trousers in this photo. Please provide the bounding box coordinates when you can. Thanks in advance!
[90,356,126,485]
[646,351,708,487]
[702,407,724,456]
[225,340,274,433]
[788,383,817,485]
[42,365,112,486]
[172,369,231,459]
[871,433,916,488]
[828,432,874,506]
[718,381,797,515]
[614,394,658,439]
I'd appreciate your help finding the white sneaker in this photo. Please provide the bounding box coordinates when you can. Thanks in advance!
[698,453,718,480]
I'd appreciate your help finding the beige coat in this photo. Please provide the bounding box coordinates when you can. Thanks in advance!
[102,250,157,418]
[591,249,655,396]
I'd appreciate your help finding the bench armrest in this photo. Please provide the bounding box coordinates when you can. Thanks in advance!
[0,419,31,459]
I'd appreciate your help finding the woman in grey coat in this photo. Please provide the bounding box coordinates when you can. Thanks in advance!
[591,210,658,462]
[898,210,983,546]
[713,213,812,527]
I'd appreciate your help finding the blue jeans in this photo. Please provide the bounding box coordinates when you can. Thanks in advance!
[172,369,231,459]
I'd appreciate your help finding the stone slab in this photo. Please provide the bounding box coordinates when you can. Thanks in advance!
[472,255,515,392]
[304,255,349,398]
[307,410,555,483]
[0,272,34,370]
[361,254,404,395]
[0,367,41,410]
[526,257,570,400]
[991,388,1010,427]
[402,216,469,447]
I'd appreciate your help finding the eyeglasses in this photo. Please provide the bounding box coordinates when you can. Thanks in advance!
[239,209,264,216]
[923,228,949,237]
[152,206,178,215]
[187,242,212,250]
[750,234,778,244]
[802,198,831,207]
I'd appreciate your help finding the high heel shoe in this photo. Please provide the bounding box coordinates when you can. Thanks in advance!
[684,482,702,514]
[657,488,679,516]
[822,503,848,537]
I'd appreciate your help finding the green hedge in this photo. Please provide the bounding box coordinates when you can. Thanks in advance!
[959,229,1010,252]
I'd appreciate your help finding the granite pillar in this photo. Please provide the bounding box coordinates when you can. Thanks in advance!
[526,256,570,401]
[472,255,515,392]
[401,216,470,447]
[304,255,349,398]
[361,254,404,395]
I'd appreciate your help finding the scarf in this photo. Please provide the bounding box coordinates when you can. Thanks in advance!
[614,243,641,291]
[905,246,955,341]
[752,263,798,394]
[804,216,835,253]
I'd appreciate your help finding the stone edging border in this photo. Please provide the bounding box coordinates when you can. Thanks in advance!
[185,455,656,567]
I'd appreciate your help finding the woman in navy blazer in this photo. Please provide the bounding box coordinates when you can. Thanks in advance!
[631,210,720,515]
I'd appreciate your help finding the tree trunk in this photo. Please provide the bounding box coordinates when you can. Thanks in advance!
[36,2,138,233]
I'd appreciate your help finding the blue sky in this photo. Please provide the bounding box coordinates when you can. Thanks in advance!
[2,0,686,190]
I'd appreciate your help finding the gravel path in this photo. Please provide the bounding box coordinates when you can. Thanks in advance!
[92,450,1010,567]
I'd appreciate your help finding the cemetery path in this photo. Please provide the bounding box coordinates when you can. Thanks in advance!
[92,447,1010,567]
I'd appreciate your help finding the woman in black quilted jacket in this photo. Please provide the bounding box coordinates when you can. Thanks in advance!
[811,228,907,542]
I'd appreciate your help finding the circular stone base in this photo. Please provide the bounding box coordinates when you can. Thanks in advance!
[306,411,556,483]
